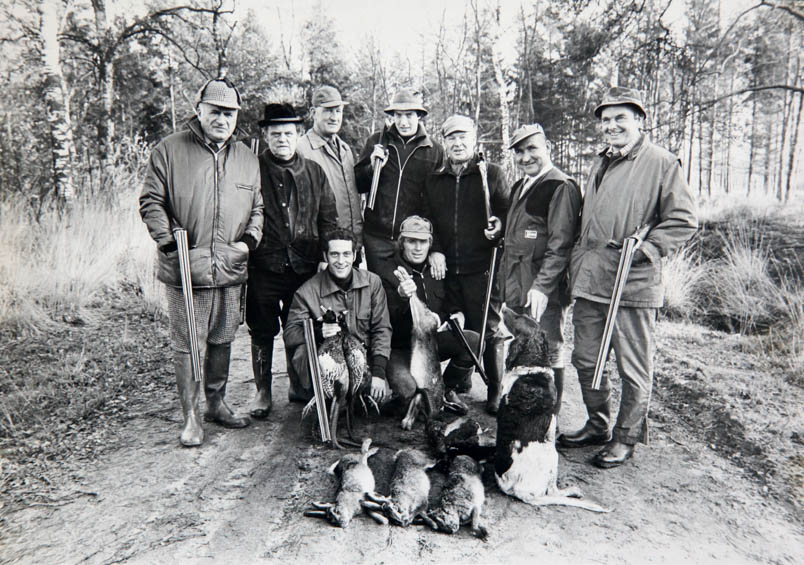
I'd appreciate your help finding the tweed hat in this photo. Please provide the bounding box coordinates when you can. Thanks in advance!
[441,115,475,137]
[508,123,546,149]
[384,88,428,115]
[312,85,348,108]
[258,103,304,127]
[594,86,647,118]
[197,79,241,110]
[398,215,433,241]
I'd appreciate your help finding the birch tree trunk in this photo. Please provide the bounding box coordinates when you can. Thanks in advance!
[40,0,75,211]
[490,2,512,175]
[91,0,115,178]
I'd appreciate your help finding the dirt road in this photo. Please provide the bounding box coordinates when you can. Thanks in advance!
[2,324,801,564]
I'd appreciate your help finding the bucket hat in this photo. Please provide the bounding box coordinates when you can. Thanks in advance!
[384,88,428,115]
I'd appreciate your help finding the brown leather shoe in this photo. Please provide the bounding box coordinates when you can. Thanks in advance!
[592,441,634,468]
[557,423,612,448]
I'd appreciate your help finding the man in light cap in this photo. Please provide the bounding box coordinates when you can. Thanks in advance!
[421,115,510,414]
[246,102,338,415]
[559,86,697,469]
[140,78,264,446]
[355,88,444,273]
[378,215,481,414]
[497,123,582,425]
[298,86,363,260]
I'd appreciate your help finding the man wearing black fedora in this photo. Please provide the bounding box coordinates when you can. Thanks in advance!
[246,103,338,417]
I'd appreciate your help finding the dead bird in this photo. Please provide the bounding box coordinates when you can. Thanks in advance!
[304,438,388,527]
[427,455,488,539]
[495,307,609,513]
[425,416,496,461]
[363,448,437,528]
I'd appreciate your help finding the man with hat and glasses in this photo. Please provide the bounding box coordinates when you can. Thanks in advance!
[498,123,582,425]
[247,103,338,417]
[421,115,510,415]
[355,88,444,273]
[140,78,264,446]
[378,215,481,414]
[558,86,697,468]
[298,86,363,261]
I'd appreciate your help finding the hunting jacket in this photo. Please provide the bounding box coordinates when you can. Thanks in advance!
[500,166,582,308]
[355,124,444,241]
[570,135,698,308]
[297,129,363,247]
[421,156,510,275]
[284,269,392,378]
[251,151,338,275]
[139,117,263,289]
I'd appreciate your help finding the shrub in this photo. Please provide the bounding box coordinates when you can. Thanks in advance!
[662,244,706,320]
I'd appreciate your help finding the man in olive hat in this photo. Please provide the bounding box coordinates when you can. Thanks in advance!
[140,78,264,446]
[355,88,444,273]
[497,123,582,424]
[298,86,363,261]
[421,115,510,414]
[558,86,697,468]
[247,102,338,416]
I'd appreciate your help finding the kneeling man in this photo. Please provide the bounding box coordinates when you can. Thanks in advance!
[284,229,392,405]
[379,216,480,414]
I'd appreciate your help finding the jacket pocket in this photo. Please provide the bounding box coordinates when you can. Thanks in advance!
[216,242,249,285]
[236,183,256,192]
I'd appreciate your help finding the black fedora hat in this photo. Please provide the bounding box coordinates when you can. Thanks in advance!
[258,103,304,127]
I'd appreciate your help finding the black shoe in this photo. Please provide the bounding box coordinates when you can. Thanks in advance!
[443,389,469,415]
[557,423,611,448]
[591,441,634,468]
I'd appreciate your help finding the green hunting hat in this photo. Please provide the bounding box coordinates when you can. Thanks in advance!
[384,88,428,115]
[399,215,433,240]
[197,78,241,110]
[594,86,647,118]
[441,115,475,137]
[508,123,546,149]
[312,85,348,108]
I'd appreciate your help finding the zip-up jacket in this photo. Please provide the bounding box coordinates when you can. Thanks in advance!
[421,156,510,275]
[501,167,581,308]
[139,117,263,288]
[355,124,444,241]
[251,151,338,274]
[570,135,698,308]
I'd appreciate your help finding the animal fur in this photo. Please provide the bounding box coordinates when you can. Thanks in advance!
[494,307,609,513]
[428,455,488,539]
[425,416,495,461]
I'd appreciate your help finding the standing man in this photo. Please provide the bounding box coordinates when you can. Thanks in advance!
[499,124,582,424]
[284,229,391,404]
[355,88,444,273]
[558,87,697,468]
[297,85,363,260]
[422,115,510,414]
[140,78,263,447]
[247,103,338,418]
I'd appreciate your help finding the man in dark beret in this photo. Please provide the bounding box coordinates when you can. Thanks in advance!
[247,103,338,418]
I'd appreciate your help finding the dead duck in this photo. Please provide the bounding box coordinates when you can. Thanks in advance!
[362,448,437,528]
[304,438,388,527]
[427,455,488,539]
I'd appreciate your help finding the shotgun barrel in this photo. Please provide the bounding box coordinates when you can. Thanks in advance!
[174,228,203,383]
[447,318,488,385]
[304,318,332,443]
[476,154,500,359]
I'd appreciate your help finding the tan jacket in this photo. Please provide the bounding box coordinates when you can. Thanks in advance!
[570,136,697,308]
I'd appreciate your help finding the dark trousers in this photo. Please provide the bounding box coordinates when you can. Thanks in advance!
[445,271,502,340]
[363,231,397,274]
[246,268,314,346]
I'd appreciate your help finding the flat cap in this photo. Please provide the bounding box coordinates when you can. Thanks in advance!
[312,85,348,108]
[594,86,647,118]
[508,123,545,149]
[197,79,241,110]
[258,103,303,127]
[398,215,433,240]
[441,115,475,137]
[384,88,428,115]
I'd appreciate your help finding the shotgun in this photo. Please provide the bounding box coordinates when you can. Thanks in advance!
[476,154,501,359]
[304,318,332,443]
[447,318,488,385]
[173,228,203,383]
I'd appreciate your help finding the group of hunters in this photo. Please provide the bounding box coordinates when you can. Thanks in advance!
[139,77,697,470]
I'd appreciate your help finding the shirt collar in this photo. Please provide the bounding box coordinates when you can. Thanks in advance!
[519,164,553,199]
[606,133,643,159]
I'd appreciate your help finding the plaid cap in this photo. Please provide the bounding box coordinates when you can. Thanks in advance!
[508,123,546,149]
[398,215,433,240]
[594,86,647,118]
[197,79,241,110]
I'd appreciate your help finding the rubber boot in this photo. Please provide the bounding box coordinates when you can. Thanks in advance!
[250,341,273,419]
[204,343,250,428]
[175,352,203,447]
[484,340,505,415]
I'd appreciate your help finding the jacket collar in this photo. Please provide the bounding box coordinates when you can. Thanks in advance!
[260,150,305,174]
[319,268,371,296]
[394,250,430,277]
[305,128,341,151]
[435,153,481,176]
[386,124,432,149]
[597,133,647,161]
[187,117,235,151]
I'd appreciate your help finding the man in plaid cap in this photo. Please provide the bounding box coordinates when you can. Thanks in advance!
[559,86,697,468]
[140,78,264,447]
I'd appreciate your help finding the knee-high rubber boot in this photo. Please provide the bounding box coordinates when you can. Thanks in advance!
[250,341,274,419]
[552,367,565,416]
[484,340,505,415]
[175,352,203,447]
[204,343,250,428]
